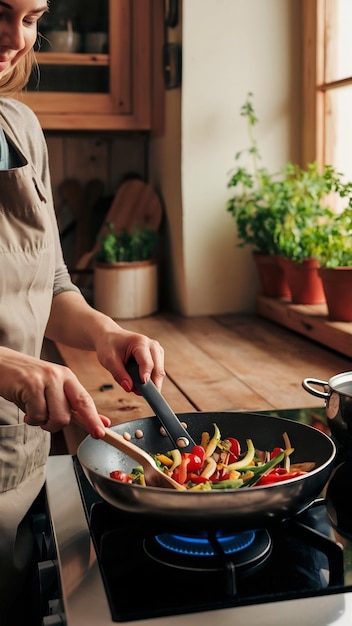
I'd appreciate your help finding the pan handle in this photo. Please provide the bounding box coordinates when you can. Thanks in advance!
[126,357,196,451]
[302,377,330,400]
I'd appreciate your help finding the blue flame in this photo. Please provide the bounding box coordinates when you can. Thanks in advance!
[155,530,255,557]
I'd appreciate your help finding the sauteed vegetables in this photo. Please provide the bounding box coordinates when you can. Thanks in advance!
[109,423,313,490]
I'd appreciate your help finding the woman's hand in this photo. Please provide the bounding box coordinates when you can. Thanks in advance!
[94,329,165,393]
[45,291,166,410]
[0,348,110,437]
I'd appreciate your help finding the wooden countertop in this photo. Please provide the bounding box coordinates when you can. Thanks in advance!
[52,312,352,454]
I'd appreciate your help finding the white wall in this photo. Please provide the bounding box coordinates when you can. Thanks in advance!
[149,0,302,316]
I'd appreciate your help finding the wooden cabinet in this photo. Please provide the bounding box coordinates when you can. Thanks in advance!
[22,0,162,131]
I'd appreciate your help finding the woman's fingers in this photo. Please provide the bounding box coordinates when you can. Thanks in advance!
[20,362,109,437]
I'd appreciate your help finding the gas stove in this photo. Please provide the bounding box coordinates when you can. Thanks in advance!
[40,409,352,625]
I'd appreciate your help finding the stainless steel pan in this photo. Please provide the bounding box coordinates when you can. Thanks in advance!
[77,410,336,530]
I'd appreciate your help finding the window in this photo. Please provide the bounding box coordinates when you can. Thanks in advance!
[303,0,352,185]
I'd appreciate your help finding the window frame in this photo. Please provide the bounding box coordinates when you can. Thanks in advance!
[303,0,352,167]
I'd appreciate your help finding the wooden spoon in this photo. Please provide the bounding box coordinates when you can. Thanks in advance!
[103,428,186,491]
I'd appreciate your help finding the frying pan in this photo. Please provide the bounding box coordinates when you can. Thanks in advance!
[77,410,336,530]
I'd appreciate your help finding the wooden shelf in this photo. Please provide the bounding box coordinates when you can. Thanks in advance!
[35,52,108,66]
[256,295,352,358]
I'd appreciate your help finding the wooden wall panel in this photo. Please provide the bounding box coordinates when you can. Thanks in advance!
[108,134,148,191]
[46,132,148,203]
[45,132,148,266]
[63,136,110,184]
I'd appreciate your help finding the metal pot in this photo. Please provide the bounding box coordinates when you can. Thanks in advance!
[77,411,336,531]
[303,372,352,447]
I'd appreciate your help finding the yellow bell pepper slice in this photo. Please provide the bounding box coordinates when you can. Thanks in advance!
[205,423,221,457]
[169,448,182,471]
[155,453,173,468]
[200,431,210,450]
[283,431,294,472]
[200,456,217,479]
[188,481,212,491]
[224,439,255,470]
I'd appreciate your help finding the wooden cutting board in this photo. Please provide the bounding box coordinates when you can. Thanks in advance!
[71,178,163,284]
[104,178,163,234]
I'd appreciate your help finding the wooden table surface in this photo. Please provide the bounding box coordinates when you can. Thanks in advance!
[52,312,352,454]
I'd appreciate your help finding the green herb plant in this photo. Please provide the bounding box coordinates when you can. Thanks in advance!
[309,207,352,268]
[226,93,352,263]
[95,222,158,263]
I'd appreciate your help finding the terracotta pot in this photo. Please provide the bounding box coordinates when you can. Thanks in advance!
[318,267,352,322]
[253,253,291,298]
[94,260,158,320]
[279,257,326,305]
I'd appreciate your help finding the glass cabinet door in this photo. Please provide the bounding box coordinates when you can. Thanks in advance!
[22,0,152,130]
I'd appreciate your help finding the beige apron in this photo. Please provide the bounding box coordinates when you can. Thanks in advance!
[0,142,53,623]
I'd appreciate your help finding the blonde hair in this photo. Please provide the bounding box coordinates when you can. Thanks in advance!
[0,49,37,96]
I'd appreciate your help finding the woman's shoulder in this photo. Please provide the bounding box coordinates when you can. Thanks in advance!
[0,96,41,129]
[0,96,47,168]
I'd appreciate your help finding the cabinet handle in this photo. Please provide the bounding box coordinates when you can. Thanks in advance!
[163,43,182,90]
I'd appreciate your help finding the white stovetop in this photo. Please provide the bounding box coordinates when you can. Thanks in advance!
[46,456,351,626]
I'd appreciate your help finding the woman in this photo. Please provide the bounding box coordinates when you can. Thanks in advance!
[0,2,164,623]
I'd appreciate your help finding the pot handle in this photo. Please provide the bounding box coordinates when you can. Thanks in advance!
[302,377,330,400]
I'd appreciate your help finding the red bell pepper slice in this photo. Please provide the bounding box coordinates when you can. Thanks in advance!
[256,468,307,486]
[172,457,190,484]
[179,446,206,473]
[192,444,206,458]
[223,437,241,461]
[270,447,284,460]
[187,473,209,484]
[110,470,133,483]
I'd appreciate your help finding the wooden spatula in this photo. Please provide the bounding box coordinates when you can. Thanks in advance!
[103,428,186,491]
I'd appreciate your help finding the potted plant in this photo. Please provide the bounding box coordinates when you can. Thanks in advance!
[226,94,290,297]
[273,164,352,304]
[226,93,352,303]
[311,208,352,321]
[94,222,159,320]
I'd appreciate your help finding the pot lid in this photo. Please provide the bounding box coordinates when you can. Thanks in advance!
[329,371,352,396]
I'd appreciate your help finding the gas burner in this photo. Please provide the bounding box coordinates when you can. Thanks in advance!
[155,529,256,556]
[144,528,272,573]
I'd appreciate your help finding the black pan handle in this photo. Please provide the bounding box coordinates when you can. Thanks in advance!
[126,357,196,451]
